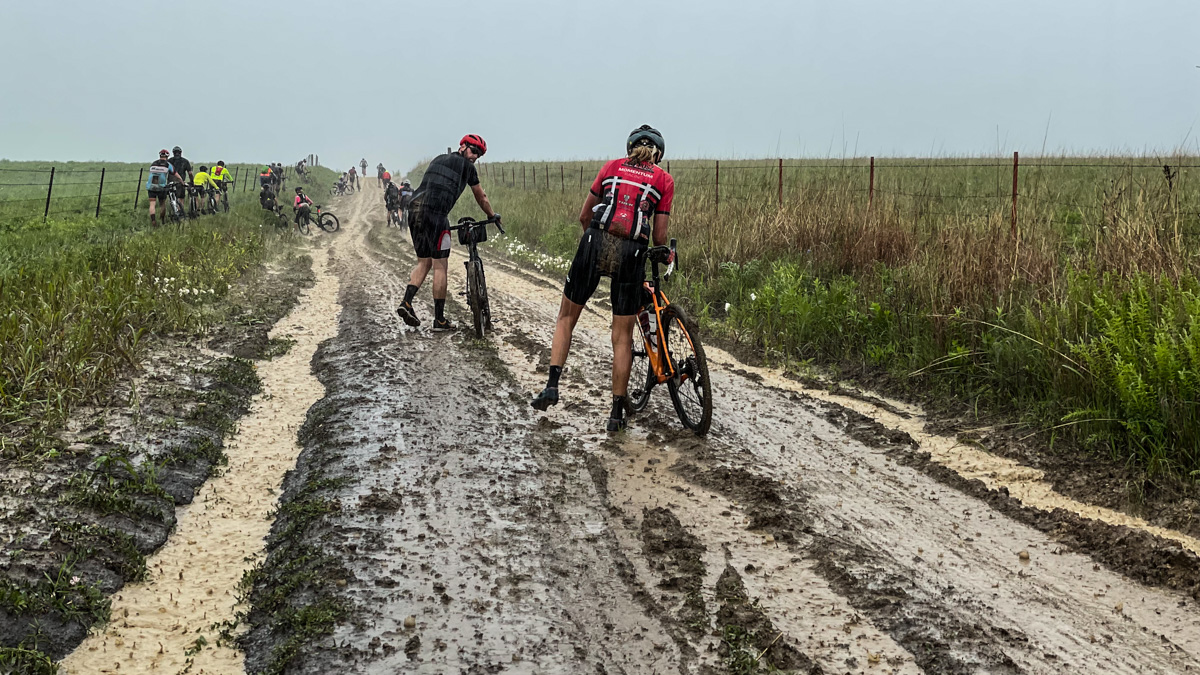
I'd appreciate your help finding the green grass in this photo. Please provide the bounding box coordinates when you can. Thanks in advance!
[0,165,339,455]
[414,155,1200,478]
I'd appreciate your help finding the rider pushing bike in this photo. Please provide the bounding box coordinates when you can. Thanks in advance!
[531,125,675,432]
[395,134,499,331]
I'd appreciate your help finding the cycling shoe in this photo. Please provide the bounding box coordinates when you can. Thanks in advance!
[606,416,628,433]
[432,317,457,331]
[396,300,421,327]
[531,387,559,411]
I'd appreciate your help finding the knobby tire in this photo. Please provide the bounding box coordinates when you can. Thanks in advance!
[662,304,713,435]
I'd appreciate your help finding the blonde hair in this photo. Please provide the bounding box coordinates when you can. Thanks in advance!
[628,145,660,165]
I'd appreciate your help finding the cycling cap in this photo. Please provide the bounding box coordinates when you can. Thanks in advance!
[460,134,487,155]
[382,171,392,181]
[626,125,665,159]
[172,146,182,153]
[159,149,169,157]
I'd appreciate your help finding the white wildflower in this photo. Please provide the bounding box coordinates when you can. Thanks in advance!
[70,576,81,585]
[750,293,757,301]
[724,303,731,312]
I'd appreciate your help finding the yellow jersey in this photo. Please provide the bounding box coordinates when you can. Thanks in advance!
[211,166,231,183]
[193,172,218,190]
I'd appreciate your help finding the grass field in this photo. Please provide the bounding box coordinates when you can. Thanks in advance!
[412,154,1200,478]
[0,163,340,458]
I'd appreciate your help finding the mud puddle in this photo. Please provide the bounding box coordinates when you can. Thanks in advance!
[60,244,341,674]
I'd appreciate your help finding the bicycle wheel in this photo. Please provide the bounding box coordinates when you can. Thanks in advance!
[169,197,183,224]
[465,259,488,338]
[628,329,654,412]
[207,194,217,214]
[318,212,340,232]
[296,214,311,235]
[221,191,230,213]
[662,304,712,435]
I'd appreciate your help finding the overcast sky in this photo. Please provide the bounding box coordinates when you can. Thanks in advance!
[3,0,1199,170]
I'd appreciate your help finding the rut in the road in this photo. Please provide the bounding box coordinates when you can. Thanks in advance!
[60,246,341,675]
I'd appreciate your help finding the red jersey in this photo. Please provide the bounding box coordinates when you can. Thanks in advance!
[588,159,674,241]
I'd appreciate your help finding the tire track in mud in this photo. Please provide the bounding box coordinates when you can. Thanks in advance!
[429,228,1200,673]
[59,245,341,675]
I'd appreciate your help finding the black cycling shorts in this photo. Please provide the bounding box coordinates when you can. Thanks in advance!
[563,228,647,316]
[409,202,451,260]
[147,189,167,201]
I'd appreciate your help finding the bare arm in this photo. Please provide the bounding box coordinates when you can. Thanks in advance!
[579,193,599,231]
[652,213,669,247]
[470,183,495,218]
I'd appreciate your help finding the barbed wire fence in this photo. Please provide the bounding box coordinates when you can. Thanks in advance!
[476,156,1200,240]
[0,153,323,223]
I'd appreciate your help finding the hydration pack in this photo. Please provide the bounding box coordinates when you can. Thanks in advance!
[146,163,172,190]
[590,172,661,243]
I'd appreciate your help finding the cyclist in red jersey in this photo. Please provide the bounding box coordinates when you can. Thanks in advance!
[531,125,675,432]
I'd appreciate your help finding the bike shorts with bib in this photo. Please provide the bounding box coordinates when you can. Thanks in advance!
[563,227,647,316]
[409,201,452,260]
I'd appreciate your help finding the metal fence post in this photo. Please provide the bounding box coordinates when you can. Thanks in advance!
[868,156,875,213]
[715,160,720,216]
[95,168,106,217]
[561,165,564,192]
[134,168,143,210]
[43,167,55,222]
[778,158,783,208]
[1011,151,1019,239]
[533,165,536,190]
[522,165,526,190]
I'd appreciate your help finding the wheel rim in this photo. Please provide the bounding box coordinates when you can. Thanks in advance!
[629,342,652,409]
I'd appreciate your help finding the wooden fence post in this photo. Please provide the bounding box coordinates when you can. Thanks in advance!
[868,156,875,212]
[43,167,55,222]
[1011,151,1019,239]
[134,168,143,210]
[777,158,783,208]
[560,165,564,192]
[522,165,526,190]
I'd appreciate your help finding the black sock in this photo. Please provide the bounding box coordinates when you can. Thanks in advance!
[434,299,446,321]
[611,395,628,419]
[403,284,418,304]
[547,365,562,389]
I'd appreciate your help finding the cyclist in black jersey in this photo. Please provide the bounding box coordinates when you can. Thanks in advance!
[396,134,499,331]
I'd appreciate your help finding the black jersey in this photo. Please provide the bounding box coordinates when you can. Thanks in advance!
[412,152,479,216]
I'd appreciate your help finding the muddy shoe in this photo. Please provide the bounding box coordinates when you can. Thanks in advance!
[396,300,421,327]
[531,387,559,411]
[606,416,628,433]
[432,317,457,332]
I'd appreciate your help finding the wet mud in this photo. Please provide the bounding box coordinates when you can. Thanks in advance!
[0,253,313,661]
[74,185,1200,675]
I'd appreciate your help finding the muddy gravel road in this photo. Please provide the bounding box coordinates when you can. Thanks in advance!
[63,186,1200,674]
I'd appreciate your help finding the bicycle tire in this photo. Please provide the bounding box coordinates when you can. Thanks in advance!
[318,212,340,232]
[466,259,487,338]
[221,191,230,213]
[296,214,311,235]
[628,336,653,412]
[207,194,217,214]
[662,304,713,435]
[169,198,183,224]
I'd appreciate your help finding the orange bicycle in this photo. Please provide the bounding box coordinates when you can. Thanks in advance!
[628,238,712,435]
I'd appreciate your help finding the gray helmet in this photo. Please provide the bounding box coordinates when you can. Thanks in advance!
[626,125,665,160]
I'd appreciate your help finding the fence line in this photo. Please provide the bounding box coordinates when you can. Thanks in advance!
[477,155,1200,240]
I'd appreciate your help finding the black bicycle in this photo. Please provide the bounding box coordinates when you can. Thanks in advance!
[218,184,230,213]
[449,215,504,338]
[165,183,186,223]
[204,186,219,215]
[297,203,339,233]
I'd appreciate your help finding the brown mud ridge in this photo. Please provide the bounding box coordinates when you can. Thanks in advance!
[240,188,1200,674]
[0,254,313,660]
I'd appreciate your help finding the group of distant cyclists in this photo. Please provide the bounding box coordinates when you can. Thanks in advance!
[145,146,235,226]
[381,125,673,432]
[256,162,323,228]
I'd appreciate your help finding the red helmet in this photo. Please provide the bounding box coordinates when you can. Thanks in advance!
[382,171,392,181]
[460,134,487,155]
[159,149,169,157]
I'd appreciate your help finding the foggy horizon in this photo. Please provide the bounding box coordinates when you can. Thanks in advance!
[4,0,1199,171]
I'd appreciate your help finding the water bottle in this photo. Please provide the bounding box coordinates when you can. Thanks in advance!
[639,308,658,353]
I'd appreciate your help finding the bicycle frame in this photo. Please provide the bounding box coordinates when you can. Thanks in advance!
[638,240,685,385]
